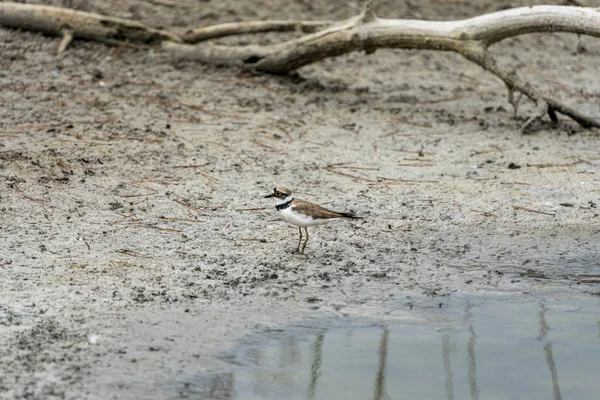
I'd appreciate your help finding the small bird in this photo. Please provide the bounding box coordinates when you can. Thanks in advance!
[264,186,361,253]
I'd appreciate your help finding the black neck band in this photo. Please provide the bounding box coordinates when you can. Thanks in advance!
[276,198,293,210]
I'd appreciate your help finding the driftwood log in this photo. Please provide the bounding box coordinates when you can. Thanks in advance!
[0,1,181,49]
[1,1,599,130]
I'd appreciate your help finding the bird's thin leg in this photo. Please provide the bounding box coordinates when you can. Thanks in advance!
[297,227,303,252]
[301,228,309,254]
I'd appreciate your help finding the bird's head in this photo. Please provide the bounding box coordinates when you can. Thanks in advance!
[264,186,293,200]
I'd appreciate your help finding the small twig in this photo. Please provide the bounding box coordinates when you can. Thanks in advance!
[239,238,267,242]
[173,163,211,169]
[116,249,148,257]
[526,160,587,168]
[418,96,462,104]
[274,124,294,142]
[202,141,231,149]
[121,192,157,198]
[394,150,437,156]
[173,199,203,213]
[471,145,503,156]
[24,195,54,217]
[332,165,378,171]
[253,139,283,152]
[377,177,440,183]
[23,195,48,203]
[390,118,432,128]
[470,209,497,217]
[236,207,267,211]
[325,168,377,182]
[110,213,136,225]
[403,158,435,162]
[92,135,163,143]
[513,205,555,216]
[398,163,435,167]
[303,139,329,147]
[325,162,351,168]
[136,224,184,233]
[197,170,220,182]
[182,103,248,119]
[1,123,63,132]
[158,217,204,223]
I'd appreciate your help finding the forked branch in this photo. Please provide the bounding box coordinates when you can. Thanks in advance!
[1,2,599,129]
[163,5,600,129]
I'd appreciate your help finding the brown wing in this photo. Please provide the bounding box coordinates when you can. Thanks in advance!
[292,199,357,220]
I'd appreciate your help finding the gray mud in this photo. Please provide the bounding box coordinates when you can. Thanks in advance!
[1,0,599,398]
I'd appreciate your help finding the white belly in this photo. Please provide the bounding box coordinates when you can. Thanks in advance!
[278,207,333,227]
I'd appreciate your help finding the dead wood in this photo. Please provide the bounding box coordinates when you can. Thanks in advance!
[183,20,332,43]
[1,1,599,129]
[162,4,600,129]
[0,2,181,49]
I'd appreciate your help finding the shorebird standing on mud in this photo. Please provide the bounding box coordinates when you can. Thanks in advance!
[265,186,361,253]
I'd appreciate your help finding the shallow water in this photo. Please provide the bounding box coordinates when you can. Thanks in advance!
[179,295,600,400]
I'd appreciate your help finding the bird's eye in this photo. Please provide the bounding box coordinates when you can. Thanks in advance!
[275,191,281,196]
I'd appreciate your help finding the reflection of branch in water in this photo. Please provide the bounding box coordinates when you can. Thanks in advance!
[373,326,390,400]
[538,302,562,400]
[537,302,549,341]
[544,344,562,400]
[465,304,479,400]
[442,334,455,400]
[306,332,325,400]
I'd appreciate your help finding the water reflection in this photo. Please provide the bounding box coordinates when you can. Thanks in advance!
[193,297,600,400]
[372,327,390,400]
[306,332,324,399]
[464,303,479,400]
[441,334,454,400]
[538,302,562,400]
[544,344,562,400]
[538,302,549,341]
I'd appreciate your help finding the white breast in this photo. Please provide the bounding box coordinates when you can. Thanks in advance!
[278,206,333,227]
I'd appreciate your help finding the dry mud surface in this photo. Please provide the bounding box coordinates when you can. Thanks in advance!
[1,0,600,398]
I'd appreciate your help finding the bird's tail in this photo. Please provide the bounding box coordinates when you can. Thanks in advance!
[338,211,363,219]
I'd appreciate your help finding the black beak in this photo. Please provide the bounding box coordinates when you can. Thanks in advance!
[264,194,274,198]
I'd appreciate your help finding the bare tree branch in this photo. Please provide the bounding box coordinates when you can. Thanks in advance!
[162,5,600,128]
[458,43,598,130]
[183,20,332,43]
[0,2,181,46]
[1,1,599,128]
[163,6,600,71]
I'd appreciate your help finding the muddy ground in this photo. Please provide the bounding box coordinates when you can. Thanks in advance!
[1,0,600,398]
